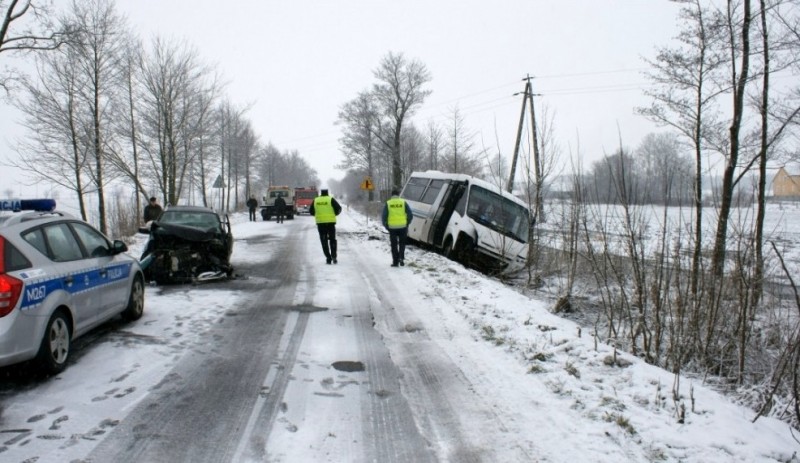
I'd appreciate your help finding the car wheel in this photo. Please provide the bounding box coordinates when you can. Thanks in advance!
[443,237,455,259]
[121,275,145,321]
[35,311,71,375]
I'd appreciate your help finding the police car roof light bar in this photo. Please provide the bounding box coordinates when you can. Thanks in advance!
[0,199,57,212]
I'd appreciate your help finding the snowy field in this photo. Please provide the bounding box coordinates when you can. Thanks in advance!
[537,200,800,282]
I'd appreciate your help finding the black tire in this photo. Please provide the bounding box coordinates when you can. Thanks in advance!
[35,311,71,375]
[443,236,455,259]
[121,275,145,321]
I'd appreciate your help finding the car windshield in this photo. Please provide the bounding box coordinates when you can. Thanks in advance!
[160,210,220,230]
[466,186,530,243]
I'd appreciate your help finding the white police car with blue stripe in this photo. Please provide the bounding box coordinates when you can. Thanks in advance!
[0,199,145,374]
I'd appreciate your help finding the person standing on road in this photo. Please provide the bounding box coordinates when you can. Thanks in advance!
[309,188,342,264]
[143,196,163,223]
[246,195,258,222]
[382,189,413,267]
[274,194,286,223]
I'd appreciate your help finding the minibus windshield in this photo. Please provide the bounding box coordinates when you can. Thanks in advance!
[466,186,529,243]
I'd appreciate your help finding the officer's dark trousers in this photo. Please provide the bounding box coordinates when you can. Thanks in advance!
[389,227,408,264]
[249,209,256,221]
[317,223,337,261]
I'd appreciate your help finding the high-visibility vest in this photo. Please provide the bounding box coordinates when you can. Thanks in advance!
[386,197,408,228]
[314,196,336,224]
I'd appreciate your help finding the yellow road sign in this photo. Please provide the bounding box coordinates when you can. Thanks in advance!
[360,177,374,190]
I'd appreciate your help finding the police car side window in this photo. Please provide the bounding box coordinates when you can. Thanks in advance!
[22,228,48,256]
[71,222,111,258]
[4,242,31,271]
[43,223,84,262]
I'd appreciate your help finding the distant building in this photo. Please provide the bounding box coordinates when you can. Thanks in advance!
[773,166,800,199]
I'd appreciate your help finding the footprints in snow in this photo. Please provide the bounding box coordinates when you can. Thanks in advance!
[91,386,136,402]
[0,412,119,455]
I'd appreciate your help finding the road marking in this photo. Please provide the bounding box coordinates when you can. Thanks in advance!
[231,309,299,462]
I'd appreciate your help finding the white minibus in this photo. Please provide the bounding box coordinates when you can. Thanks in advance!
[400,171,531,273]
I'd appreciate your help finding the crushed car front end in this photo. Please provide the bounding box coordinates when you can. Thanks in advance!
[140,221,232,284]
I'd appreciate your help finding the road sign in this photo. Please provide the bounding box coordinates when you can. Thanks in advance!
[360,176,374,191]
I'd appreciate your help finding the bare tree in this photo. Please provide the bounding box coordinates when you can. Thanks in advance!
[0,0,71,91]
[639,0,728,302]
[137,36,218,207]
[424,120,443,171]
[12,44,92,219]
[105,36,147,218]
[67,0,126,233]
[748,0,800,306]
[371,51,432,190]
[635,132,694,205]
[710,0,754,278]
[400,123,426,182]
[441,105,484,177]
[336,90,381,200]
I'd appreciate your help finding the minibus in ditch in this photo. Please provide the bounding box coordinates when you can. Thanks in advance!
[400,171,531,273]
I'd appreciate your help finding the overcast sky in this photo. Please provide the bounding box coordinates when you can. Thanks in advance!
[2,0,684,196]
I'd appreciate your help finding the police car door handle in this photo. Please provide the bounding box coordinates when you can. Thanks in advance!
[64,275,74,285]
[99,268,107,278]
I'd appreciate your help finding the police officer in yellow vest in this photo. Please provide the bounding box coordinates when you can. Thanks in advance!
[309,189,342,264]
[381,189,414,267]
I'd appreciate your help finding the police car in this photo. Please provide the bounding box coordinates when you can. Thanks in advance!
[0,199,145,374]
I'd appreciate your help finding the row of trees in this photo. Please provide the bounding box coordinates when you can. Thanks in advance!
[2,0,318,235]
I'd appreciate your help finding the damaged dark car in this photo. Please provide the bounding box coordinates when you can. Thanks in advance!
[139,205,234,284]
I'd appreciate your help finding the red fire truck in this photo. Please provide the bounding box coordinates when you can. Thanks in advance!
[294,186,318,215]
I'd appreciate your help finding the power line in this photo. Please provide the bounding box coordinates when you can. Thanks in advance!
[271,69,659,155]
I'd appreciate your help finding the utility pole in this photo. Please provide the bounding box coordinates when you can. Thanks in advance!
[527,76,544,222]
[507,78,530,193]
[508,75,544,221]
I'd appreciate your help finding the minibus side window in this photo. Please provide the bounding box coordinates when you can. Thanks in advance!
[454,186,467,216]
[420,179,444,205]
[401,177,428,202]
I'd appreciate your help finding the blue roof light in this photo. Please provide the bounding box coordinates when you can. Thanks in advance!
[0,199,57,212]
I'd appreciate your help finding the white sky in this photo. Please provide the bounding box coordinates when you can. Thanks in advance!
[0,0,685,196]
[2,205,799,461]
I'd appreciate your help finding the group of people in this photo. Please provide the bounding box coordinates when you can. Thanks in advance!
[144,187,413,268]
[308,188,413,268]
[246,195,287,223]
